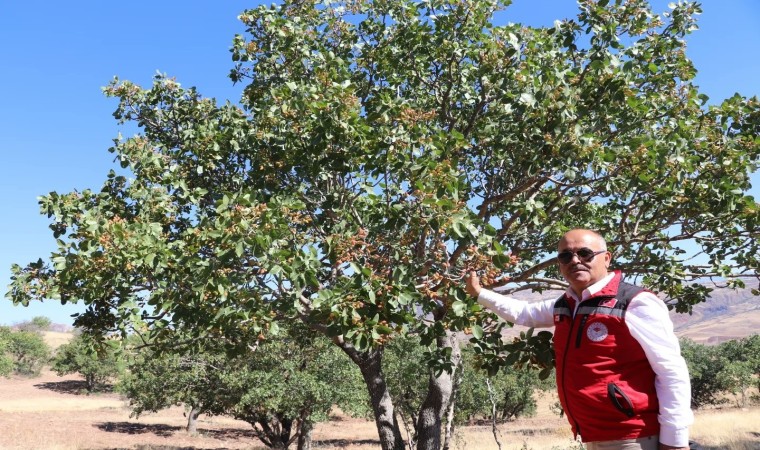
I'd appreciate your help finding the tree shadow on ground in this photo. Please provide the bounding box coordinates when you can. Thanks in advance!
[504,427,563,436]
[312,439,382,448]
[196,427,257,440]
[95,422,181,437]
[89,447,250,450]
[94,422,257,441]
[93,422,380,449]
[34,379,113,395]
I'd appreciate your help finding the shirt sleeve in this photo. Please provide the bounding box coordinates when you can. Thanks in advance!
[477,289,557,328]
[626,291,694,447]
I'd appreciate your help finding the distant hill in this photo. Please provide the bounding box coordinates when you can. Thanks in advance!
[671,278,759,345]
[42,330,74,350]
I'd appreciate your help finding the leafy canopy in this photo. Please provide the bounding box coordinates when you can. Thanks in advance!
[7,0,759,365]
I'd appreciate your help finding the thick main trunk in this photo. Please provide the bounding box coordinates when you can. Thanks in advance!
[186,406,201,434]
[415,331,462,450]
[297,420,313,450]
[251,414,292,449]
[277,417,293,449]
[339,344,405,450]
[442,363,462,450]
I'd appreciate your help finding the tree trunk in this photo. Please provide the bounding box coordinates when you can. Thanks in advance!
[186,406,201,434]
[252,414,291,449]
[86,373,95,393]
[277,417,293,449]
[297,420,313,450]
[485,378,503,450]
[339,343,405,450]
[415,331,462,450]
[442,358,463,450]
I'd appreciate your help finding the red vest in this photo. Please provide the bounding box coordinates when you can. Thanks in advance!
[552,272,660,442]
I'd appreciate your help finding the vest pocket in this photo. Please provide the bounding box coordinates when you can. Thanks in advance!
[607,383,635,418]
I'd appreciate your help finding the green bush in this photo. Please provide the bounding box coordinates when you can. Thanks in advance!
[456,346,547,424]
[680,336,760,409]
[51,333,122,392]
[0,326,51,377]
[17,316,53,333]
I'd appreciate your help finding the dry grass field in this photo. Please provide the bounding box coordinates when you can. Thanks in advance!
[1,367,759,450]
[3,296,757,450]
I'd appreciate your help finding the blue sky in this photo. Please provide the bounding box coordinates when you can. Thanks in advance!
[2,1,759,326]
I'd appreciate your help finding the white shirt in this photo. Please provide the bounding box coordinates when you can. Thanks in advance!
[477,272,694,447]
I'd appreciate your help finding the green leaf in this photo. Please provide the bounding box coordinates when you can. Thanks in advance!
[451,301,466,316]
[519,92,535,106]
[397,292,413,305]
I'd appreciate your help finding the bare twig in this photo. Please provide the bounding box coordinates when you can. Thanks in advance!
[486,378,503,450]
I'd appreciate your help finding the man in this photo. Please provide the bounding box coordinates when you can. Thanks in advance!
[465,229,693,450]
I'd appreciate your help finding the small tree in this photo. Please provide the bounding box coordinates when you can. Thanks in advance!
[120,349,228,434]
[121,327,369,449]
[746,335,760,400]
[51,333,122,392]
[213,330,369,449]
[680,338,731,409]
[383,335,549,449]
[16,316,53,333]
[456,347,546,425]
[743,334,760,379]
[0,328,15,377]
[714,336,760,407]
[0,326,50,377]
[716,360,754,408]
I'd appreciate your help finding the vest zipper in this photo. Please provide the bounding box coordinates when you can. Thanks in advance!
[575,314,589,348]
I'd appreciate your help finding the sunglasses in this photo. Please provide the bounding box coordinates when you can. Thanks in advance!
[557,248,607,264]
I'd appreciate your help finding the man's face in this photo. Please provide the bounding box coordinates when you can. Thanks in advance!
[558,230,611,295]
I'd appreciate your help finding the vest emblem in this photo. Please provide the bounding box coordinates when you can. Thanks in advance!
[586,322,609,342]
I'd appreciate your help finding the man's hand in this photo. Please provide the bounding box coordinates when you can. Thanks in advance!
[465,271,482,298]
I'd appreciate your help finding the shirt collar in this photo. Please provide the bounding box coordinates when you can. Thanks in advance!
[565,271,615,301]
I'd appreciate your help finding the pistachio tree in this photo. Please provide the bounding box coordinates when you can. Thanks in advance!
[0,326,51,377]
[120,326,367,448]
[51,332,122,392]
[7,0,760,449]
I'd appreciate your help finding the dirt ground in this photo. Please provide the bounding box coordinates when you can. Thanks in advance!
[0,369,260,450]
[0,368,570,450]
[2,368,759,450]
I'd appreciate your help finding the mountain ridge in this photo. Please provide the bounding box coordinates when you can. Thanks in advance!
[670,277,759,344]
